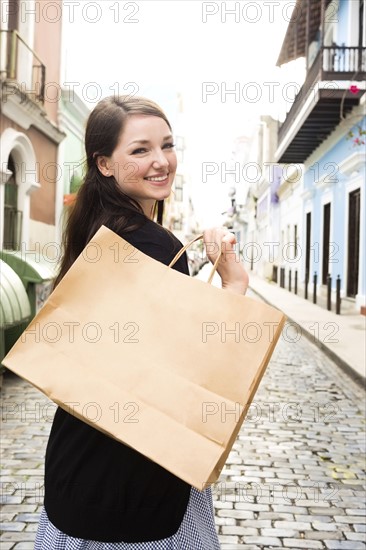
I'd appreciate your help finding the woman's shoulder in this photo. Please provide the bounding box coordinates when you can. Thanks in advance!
[123,218,183,253]
[121,218,188,274]
[128,218,181,242]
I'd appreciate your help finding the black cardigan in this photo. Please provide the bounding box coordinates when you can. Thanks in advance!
[44,219,192,542]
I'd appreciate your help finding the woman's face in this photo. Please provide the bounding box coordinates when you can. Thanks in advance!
[99,114,177,218]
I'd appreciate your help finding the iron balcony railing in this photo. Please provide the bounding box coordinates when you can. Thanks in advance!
[0,29,46,103]
[322,44,366,76]
[279,45,366,143]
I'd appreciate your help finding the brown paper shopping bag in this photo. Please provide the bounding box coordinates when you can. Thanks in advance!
[3,225,286,490]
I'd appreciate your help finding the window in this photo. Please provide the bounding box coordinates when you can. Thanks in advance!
[322,203,331,285]
[174,175,183,202]
[8,0,20,30]
[294,224,298,258]
[175,136,184,164]
[3,155,22,250]
[173,218,183,231]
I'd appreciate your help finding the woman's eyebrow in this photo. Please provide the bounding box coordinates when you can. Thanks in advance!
[127,135,173,146]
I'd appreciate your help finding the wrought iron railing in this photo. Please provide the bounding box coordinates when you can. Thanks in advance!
[279,46,366,143]
[0,30,46,103]
[322,45,366,74]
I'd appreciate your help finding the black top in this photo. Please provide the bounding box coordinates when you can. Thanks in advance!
[44,219,192,543]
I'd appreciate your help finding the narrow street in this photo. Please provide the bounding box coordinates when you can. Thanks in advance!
[1,0,365,549]
[213,331,366,549]
[1,317,365,549]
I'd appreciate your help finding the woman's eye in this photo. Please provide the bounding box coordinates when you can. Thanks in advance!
[131,143,175,154]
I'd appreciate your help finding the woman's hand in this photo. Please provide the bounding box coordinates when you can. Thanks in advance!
[203,227,249,295]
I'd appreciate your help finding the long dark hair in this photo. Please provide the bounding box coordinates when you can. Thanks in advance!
[54,95,172,287]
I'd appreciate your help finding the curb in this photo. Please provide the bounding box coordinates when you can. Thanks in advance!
[249,284,366,389]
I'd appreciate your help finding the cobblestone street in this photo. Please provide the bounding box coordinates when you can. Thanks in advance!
[1,328,365,549]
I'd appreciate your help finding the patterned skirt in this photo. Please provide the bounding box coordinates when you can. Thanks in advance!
[34,487,220,549]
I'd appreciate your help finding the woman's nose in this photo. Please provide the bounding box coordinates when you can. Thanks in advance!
[152,149,169,168]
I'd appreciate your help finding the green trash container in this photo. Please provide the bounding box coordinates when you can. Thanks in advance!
[0,260,32,368]
[0,250,56,318]
[0,252,56,373]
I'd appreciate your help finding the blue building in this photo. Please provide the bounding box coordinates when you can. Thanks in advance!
[276,0,366,313]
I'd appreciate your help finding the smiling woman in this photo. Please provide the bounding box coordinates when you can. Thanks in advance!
[52,95,177,288]
[33,94,247,549]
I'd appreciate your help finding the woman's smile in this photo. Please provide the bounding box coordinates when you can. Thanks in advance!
[144,173,170,185]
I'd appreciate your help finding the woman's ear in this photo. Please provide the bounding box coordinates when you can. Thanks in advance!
[96,156,112,177]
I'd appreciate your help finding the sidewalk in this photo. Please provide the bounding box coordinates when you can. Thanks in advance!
[196,264,366,385]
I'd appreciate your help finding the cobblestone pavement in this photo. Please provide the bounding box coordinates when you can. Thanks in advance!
[1,331,365,549]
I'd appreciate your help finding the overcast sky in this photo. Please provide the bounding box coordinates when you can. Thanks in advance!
[61,1,304,226]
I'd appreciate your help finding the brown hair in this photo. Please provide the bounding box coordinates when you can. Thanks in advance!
[54,95,172,287]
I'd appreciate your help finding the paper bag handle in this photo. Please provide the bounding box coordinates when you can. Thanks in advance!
[168,234,221,285]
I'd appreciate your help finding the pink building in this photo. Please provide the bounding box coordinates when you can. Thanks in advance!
[0,0,65,253]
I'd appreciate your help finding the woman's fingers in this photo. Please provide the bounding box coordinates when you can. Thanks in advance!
[222,232,236,243]
[203,227,236,261]
[202,226,249,295]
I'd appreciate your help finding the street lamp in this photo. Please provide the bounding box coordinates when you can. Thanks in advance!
[221,187,237,229]
[229,187,237,214]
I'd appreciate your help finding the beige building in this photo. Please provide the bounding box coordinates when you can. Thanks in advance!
[163,93,200,243]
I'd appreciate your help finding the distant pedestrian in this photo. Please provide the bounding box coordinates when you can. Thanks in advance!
[34,94,248,549]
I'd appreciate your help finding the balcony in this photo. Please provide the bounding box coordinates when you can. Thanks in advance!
[0,30,46,103]
[276,45,366,164]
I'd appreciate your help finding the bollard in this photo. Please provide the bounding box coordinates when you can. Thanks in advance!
[313,271,317,304]
[305,269,309,300]
[327,274,332,311]
[336,275,341,315]
[281,267,285,289]
[295,270,298,295]
[289,269,292,292]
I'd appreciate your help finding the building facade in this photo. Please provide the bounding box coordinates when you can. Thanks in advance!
[164,92,200,243]
[275,0,365,312]
[0,0,65,255]
[56,88,90,242]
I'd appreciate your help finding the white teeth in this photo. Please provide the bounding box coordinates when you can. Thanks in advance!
[145,175,168,182]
